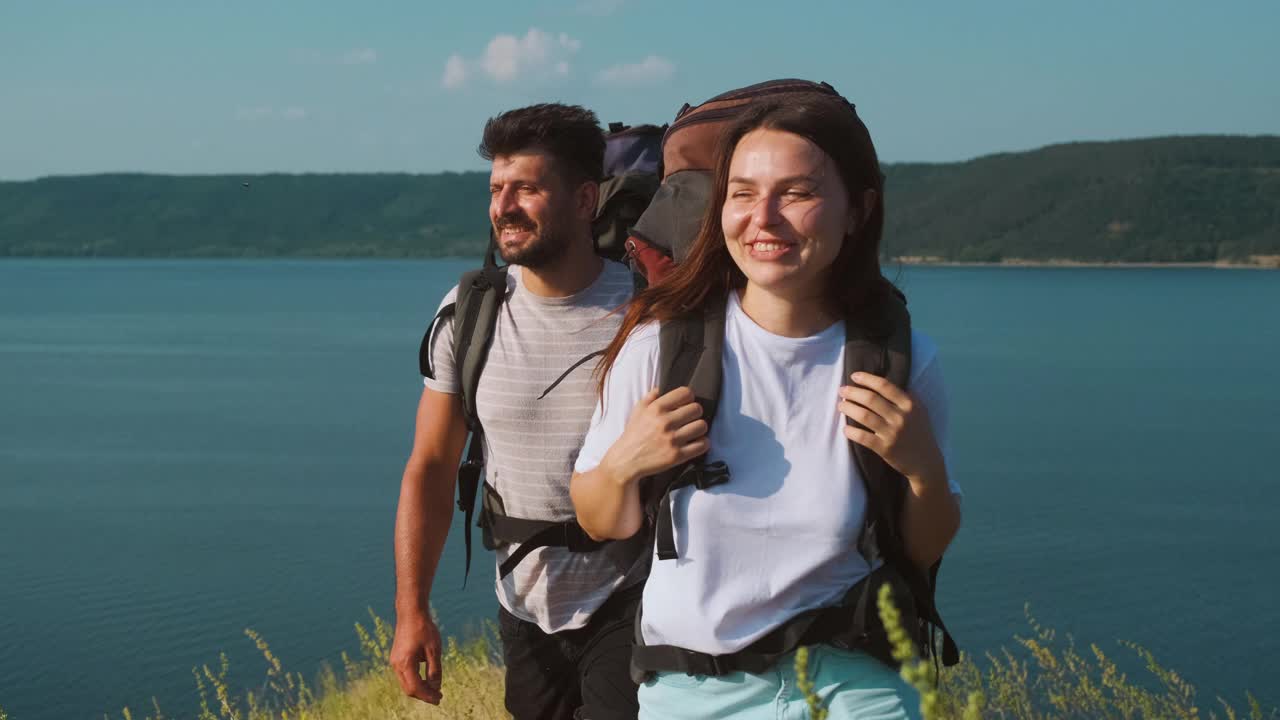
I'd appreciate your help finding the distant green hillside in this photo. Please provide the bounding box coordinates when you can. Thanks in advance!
[882,135,1280,263]
[2,136,1278,262]
[0,172,489,258]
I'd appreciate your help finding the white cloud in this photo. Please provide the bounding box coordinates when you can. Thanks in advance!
[480,34,526,83]
[558,33,581,53]
[442,28,581,91]
[340,48,378,65]
[596,55,675,87]
[235,106,308,121]
[441,54,468,89]
[576,0,623,16]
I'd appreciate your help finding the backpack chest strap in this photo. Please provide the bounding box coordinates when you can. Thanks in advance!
[478,481,645,579]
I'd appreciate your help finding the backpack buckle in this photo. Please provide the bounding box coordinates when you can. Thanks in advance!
[685,653,725,677]
[456,460,483,512]
[678,461,730,490]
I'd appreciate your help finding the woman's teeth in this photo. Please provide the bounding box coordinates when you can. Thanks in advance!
[753,242,786,252]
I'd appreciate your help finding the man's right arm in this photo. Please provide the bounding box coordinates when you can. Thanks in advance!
[390,386,468,704]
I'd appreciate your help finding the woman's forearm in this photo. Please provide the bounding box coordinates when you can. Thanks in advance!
[570,459,645,541]
[899,465,961,571]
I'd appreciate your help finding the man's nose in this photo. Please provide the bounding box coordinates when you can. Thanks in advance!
[493,186,519,217]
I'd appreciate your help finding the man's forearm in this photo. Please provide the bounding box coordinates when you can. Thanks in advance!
[394,459,456,615]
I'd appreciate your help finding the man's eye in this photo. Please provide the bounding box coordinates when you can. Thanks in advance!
[784,189,812,199]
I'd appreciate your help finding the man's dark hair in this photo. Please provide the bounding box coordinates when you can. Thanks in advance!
[478,103,605,186]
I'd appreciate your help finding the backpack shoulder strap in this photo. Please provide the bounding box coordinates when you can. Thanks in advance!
[449,264,509,585]
[657,298,725,406]
[844,291,912,565]
[453,266,509,429]
[844,293,959,665]
[647,298,728,560]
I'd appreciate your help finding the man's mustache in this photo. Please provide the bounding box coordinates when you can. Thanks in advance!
[495,214,536,232]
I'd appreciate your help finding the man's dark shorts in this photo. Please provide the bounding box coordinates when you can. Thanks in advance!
[497,584,642,720]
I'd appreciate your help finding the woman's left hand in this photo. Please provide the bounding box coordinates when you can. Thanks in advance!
[837,371,945,483]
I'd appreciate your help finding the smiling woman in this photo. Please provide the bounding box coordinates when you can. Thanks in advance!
[722,128,877,336]
[570,89,962,719]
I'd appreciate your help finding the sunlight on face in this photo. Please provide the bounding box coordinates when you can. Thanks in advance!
[721,128,853,299]
[488,152,575,268]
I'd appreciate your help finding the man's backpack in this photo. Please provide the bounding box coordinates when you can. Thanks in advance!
[594,122,664,271]
[418,123,665,584]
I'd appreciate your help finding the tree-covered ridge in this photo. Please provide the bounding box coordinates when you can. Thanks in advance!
[2,135,1277,262]
[882,135,1280,263]
[0,172,491,258]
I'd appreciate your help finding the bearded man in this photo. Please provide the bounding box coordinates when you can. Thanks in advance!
[390,104,643,720]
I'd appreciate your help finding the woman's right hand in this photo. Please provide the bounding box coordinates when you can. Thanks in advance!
[599,386,710,486]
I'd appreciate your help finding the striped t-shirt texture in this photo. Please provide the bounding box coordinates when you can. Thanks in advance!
[423,260,647,633]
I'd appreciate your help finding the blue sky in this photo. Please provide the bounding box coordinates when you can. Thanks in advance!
[2,0,1277,179]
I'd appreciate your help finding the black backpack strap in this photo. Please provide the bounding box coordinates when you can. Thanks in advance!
[845,294,959,666]
[538,349,606,400]
[630,563,918,682]
[456,433,485,587]
[419,302,456,380]
[494,518,609,579]
[450,265,510,586]
[454,266,509,427]
[648,301,727,561]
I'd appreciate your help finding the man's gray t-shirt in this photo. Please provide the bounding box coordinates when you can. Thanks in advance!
[424,260,647,633]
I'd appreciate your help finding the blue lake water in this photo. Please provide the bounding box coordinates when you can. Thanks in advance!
[0,259,1277,719]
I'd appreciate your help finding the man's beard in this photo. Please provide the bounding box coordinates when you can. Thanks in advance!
[493,213,572,269]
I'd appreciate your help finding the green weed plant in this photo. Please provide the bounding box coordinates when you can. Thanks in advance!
[794,584,1277,720]
[83,601,1275,720]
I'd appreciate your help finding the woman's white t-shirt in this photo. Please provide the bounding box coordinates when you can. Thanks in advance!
[573,290,961,655]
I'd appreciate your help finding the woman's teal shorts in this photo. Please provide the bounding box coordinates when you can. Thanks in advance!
[638,645,921,720]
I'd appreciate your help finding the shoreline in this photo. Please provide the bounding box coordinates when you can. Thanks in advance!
[890,255,1280,270]
[2,255,1278,269]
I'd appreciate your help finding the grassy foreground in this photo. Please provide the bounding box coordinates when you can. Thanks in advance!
[48,606,1273,720]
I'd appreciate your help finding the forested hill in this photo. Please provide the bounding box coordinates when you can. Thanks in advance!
[2,135,1278,262]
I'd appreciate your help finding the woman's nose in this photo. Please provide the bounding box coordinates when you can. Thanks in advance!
[751,195,783,228]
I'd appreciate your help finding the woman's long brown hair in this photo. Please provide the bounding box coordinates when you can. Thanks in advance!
[597,92,895,393]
